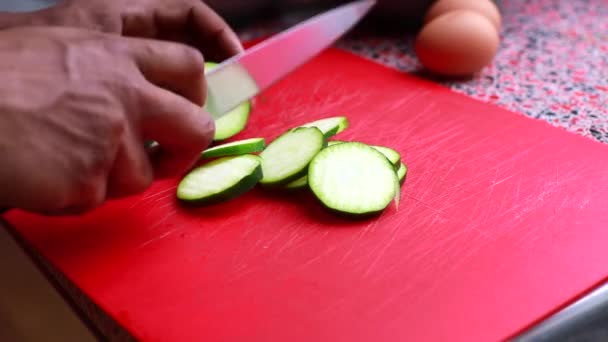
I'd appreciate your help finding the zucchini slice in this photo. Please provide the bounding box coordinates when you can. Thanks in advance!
[396,163,408,184]
[308,142,399,216]
[371,145,401,169]
[327,140,346,146]
[177,154,262,205]
[205,62,252,141]
[285,175,308,190]
[298,116,349,139]
[259,127,326,187]
[201,138,265,159]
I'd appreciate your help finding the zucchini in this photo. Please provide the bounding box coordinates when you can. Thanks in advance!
[308,142,399,216]
[205,62,252,141]
[176,115,408,217]
[298,116,349,139]
[177,154,262,205]
[327,140,345,146]
[201,138,265,159]
[259,127,326,187]
[285,141,402,190]
[285,175,308,190]
[285,139,341,189]
[330,141,400,169]
[396,163,408,184]
[371,145,401,169]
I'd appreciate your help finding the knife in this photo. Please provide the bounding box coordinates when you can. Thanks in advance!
[203,0,376,120]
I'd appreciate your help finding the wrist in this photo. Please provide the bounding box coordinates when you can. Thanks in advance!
[0,11,51,30]
[0,12,28,29]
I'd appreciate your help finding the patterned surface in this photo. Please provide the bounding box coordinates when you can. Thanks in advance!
[237,0,608,144]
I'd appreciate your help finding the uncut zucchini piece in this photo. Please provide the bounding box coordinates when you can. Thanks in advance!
[298,116,349,139]
[308,142,399,216]
[259,127,326,187]
[205,62,252,141]
[177,154,262,205]
[201,138,265,159]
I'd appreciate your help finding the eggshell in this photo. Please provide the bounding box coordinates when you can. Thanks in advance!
[415,10,500,77]
[425,0,502,30]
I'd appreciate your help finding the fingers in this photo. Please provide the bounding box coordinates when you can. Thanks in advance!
[106,123,155,199]
[125,37,206,106]
[150,1,243,62]
[138,84,215,177]
[189,2,244,60]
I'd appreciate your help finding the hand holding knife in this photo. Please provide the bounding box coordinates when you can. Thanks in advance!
[204,0,376,120]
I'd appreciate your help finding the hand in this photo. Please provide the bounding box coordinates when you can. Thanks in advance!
[0,26,214,215]
[0,0,243,62]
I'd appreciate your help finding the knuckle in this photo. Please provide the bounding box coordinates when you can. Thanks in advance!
[102,36,129,56]
[106,112,127,140]
[193,114,215,149]
[202,115,215,140]
[133,171,154,193]
[67,174,106,212]
[180,45,205,72]
[126,162,154,195]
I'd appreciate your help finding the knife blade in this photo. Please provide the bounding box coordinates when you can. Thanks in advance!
[203,0,376,120]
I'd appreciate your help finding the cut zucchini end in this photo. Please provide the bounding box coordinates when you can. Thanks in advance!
[308,142,399,217]
[259,126,326,188]
[177,154,262,206]
[201,138,266,159]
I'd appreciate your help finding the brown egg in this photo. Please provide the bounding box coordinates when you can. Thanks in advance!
[415,10,500,77]
[425,0,502,31]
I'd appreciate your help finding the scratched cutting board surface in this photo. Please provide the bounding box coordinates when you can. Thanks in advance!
[5,47,608,341]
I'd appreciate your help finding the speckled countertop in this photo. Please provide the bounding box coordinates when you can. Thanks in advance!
[237,0,608,144]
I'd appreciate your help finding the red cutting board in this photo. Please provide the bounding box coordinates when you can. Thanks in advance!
[5,47,608,342]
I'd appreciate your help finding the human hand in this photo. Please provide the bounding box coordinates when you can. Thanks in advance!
[0,0,242,62]
[0,26,214,215]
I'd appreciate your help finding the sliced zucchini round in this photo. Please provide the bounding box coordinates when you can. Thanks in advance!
[177,154,262,205]
[259,127,325,187]
[298,116,349,139]
[308,142,399,216]
[285,175,308,190]
[201,138,265,159]
[371,145,401,169]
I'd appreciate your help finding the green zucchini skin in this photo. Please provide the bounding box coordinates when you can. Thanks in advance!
[371,145,401,169]
[284,175,309,190]
[297,116,349,139]
[201,138,266,159]
[397,163,408,185]
[178,165,263,206]
[177,155,263,206]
